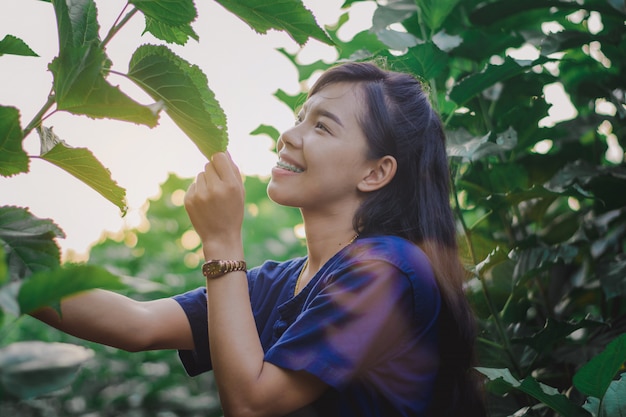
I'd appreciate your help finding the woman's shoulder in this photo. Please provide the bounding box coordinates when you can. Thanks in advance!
[350,236,432,273]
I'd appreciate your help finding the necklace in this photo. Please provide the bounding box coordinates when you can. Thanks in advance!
[294,233,359,296]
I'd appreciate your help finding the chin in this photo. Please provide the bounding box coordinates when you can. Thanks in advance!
[267,182,298,208]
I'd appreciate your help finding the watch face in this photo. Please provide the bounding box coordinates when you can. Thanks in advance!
[205,261,224,276]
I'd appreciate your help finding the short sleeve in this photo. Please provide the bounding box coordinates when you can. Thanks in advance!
[172,287,211,376]
[264,260,421,389]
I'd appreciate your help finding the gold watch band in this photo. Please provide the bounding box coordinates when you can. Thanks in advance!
[201,259,247,279]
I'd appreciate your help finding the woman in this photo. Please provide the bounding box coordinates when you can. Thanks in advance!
[35,62,485,417]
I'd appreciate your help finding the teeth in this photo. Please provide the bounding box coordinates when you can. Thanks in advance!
[277,159,304,173]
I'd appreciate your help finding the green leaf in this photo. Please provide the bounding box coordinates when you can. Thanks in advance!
[0,106,29,177]
[416,0,460,33]
[371,1,419,49]
[574,333,626,399]
[49,0,159,126]
[601,374,626,417]
[0,246,6,285]
[37,126,127,214]
[0,35,38,57]
[274,89,307,112]
[144,16,199,45]
[511,244,579,284]
[128,45,228,158]
[276,48,330,82]
[597,257,626,300]
[446,128,517,162]
[449,57,533,106]
[0,341,94,399]
[514,318,604,355]
[389,42,449,81]
[130,0,197,27]
[477,367,591,417]
[0,206,64,282]
[0,281,20,317]
[17,263,126,315]
[250,124,280,142]
[214,0,333,46]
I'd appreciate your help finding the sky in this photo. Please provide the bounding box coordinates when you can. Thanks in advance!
[0,0,376,258]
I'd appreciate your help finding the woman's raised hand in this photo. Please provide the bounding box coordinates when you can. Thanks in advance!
[184,152,245,257]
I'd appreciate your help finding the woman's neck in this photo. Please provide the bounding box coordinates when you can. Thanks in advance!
[301,212,359,274]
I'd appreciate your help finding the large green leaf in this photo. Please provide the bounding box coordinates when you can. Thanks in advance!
[17,263,126,314]
[449,57,534,106]
[0,206,64,282]
[511,244,579,284]
[49,0,159,126]
[130,0,197,27]
[0,341,94,399]
[131,0,198,45]
[573,333,626,400]
[37,126,127,214]
[477,367,591,417]
[214,0,333,46]
[128,45,228,158]
[0,35,38,57]
[416,0,460,34]
[0,106,28,177]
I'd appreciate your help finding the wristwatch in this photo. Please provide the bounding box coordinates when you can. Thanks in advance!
[202,259,247,279]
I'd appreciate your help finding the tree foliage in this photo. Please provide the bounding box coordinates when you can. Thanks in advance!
[1,0,625,416]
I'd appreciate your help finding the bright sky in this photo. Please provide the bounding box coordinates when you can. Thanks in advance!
[0,0,376,258]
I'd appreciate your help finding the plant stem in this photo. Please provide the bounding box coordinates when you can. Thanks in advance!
[452,165,522,375]
[101,5,138,49]
[23,94,56,138]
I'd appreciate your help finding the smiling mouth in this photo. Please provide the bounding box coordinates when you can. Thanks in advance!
[276,159,304,173]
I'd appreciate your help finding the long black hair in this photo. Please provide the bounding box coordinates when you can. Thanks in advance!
[309,61,487,417]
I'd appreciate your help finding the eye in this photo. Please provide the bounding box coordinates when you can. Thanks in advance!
[295,113,303,125]
[315,122,330,133]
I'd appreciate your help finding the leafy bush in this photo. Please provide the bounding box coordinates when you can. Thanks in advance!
[283,1,624,416]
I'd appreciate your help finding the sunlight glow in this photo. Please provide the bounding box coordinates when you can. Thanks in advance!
[568,197,581,212]
[599,121,625,164]
[294,223,306,240]
[539,83,578,127]
[184,252,202,269]
[171,189,186,206]
[181,230,201,250]
[532,139,553,155]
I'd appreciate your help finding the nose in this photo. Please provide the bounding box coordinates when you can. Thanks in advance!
[277,124,303,151]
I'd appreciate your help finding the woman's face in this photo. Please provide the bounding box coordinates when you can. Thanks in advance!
[267,82,374,213]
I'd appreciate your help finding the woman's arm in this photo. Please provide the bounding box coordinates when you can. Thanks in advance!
[32,289,194,352]
[185,153,327,417]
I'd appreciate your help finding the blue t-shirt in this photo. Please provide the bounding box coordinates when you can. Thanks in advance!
[173,236,441,417]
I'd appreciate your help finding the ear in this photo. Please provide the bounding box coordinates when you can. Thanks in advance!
[358,155,397,192]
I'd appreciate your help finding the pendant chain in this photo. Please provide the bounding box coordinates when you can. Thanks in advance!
[294,234,359,296]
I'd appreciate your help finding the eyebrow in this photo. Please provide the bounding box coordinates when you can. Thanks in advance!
[301,104,344,128]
